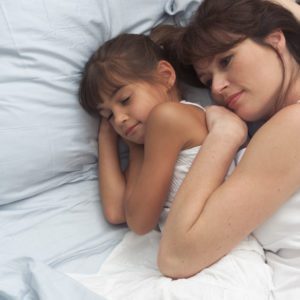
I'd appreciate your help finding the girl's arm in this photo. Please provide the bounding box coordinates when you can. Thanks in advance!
[124,142,144,202]
[98,120,126,224]
[125,102,207,235]
[158,105,300,278]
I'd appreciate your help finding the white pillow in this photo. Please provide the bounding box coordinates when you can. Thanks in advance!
[0,0,202,204]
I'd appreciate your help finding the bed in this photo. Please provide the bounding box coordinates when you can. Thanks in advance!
[0,1,216,299]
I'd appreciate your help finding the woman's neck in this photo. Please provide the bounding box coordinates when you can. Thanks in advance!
[286,66,300,105]
[280,57,300,109]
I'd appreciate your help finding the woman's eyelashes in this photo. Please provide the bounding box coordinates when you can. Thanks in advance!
[200,55,233,87]
[219,55,232,69]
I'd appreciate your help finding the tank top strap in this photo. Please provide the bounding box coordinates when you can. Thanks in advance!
[180,100,206,112]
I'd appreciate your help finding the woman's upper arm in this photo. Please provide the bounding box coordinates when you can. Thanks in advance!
[159,104,300,277]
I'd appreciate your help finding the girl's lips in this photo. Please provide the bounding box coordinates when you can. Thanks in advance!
[225,91,243,109]
[125,124,138,136]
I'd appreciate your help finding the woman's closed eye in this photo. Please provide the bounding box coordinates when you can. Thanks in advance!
[219,55,232,69]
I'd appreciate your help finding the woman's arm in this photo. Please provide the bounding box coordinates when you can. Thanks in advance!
[98,120,127,224]
[158,105,300,278]
[125,102,207,235]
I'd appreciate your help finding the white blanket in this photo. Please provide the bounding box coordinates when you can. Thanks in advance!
[69,230,273,300]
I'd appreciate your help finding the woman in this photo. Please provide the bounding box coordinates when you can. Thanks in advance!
[156,0,300,298]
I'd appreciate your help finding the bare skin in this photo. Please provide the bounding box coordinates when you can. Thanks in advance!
[158,2,300,278]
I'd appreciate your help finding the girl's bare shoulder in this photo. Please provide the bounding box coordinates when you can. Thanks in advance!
[148,101,206,132]
[147,101,207,147]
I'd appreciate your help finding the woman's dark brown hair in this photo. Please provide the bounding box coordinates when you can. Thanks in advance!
[153,0,300,108]
[79,33,167,115]
[177,0,300,64]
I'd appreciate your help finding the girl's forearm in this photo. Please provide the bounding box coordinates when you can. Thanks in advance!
[99,128,127,225]
[124,144,144,201]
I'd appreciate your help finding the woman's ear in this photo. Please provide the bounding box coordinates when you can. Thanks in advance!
[157,60,176,91]
[265,29,286,54]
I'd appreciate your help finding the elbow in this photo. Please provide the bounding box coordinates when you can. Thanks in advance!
[157,245,188,279]
[104,209,126,225]
[157,237,205,279]
[126,215,155,235]
[128,222,153,236]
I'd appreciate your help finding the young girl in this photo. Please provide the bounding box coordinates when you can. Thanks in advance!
[80,33,211,234]
[75,33,272,299]
[152,0,300,299]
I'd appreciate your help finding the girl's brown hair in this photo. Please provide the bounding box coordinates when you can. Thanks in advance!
[79,33,167,115]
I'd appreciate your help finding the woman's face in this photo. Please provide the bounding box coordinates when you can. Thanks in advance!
[193,38,283,122]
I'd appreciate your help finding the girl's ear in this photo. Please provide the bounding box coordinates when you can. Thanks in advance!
[265,29,286,54]
[157,60,176,91]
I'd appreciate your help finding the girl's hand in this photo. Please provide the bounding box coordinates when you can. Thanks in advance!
[205,105,248,147]
[99,119,118,143]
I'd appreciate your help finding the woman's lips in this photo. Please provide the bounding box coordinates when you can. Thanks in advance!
[225,91,243,109]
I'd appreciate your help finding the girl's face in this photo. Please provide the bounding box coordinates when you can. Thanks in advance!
[98,81,169,144]
[193,38,283,122]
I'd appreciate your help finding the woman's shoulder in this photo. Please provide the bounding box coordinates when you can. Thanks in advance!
[260,103,300,136]
[244,103,300,177]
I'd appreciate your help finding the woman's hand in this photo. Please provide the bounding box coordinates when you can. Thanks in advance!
[205,105,248,147]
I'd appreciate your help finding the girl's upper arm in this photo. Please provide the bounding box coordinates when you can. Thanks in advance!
[125,102,206,235]
[159,104,300,277]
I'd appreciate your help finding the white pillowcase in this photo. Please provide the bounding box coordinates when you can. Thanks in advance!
[0,0,203,204]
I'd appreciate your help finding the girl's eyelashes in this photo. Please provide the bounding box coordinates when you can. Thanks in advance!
[120,97,130,105]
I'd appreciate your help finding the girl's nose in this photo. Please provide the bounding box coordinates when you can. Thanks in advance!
[114,111,128,126]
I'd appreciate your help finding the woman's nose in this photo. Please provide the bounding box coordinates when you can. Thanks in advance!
[211,74,229,96]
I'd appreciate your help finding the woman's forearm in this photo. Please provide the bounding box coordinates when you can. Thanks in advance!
[158,106,247,278]
[158,130,242,277]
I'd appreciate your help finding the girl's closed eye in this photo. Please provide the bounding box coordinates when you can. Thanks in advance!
[107,112,113,121]
[120,97,130,105]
